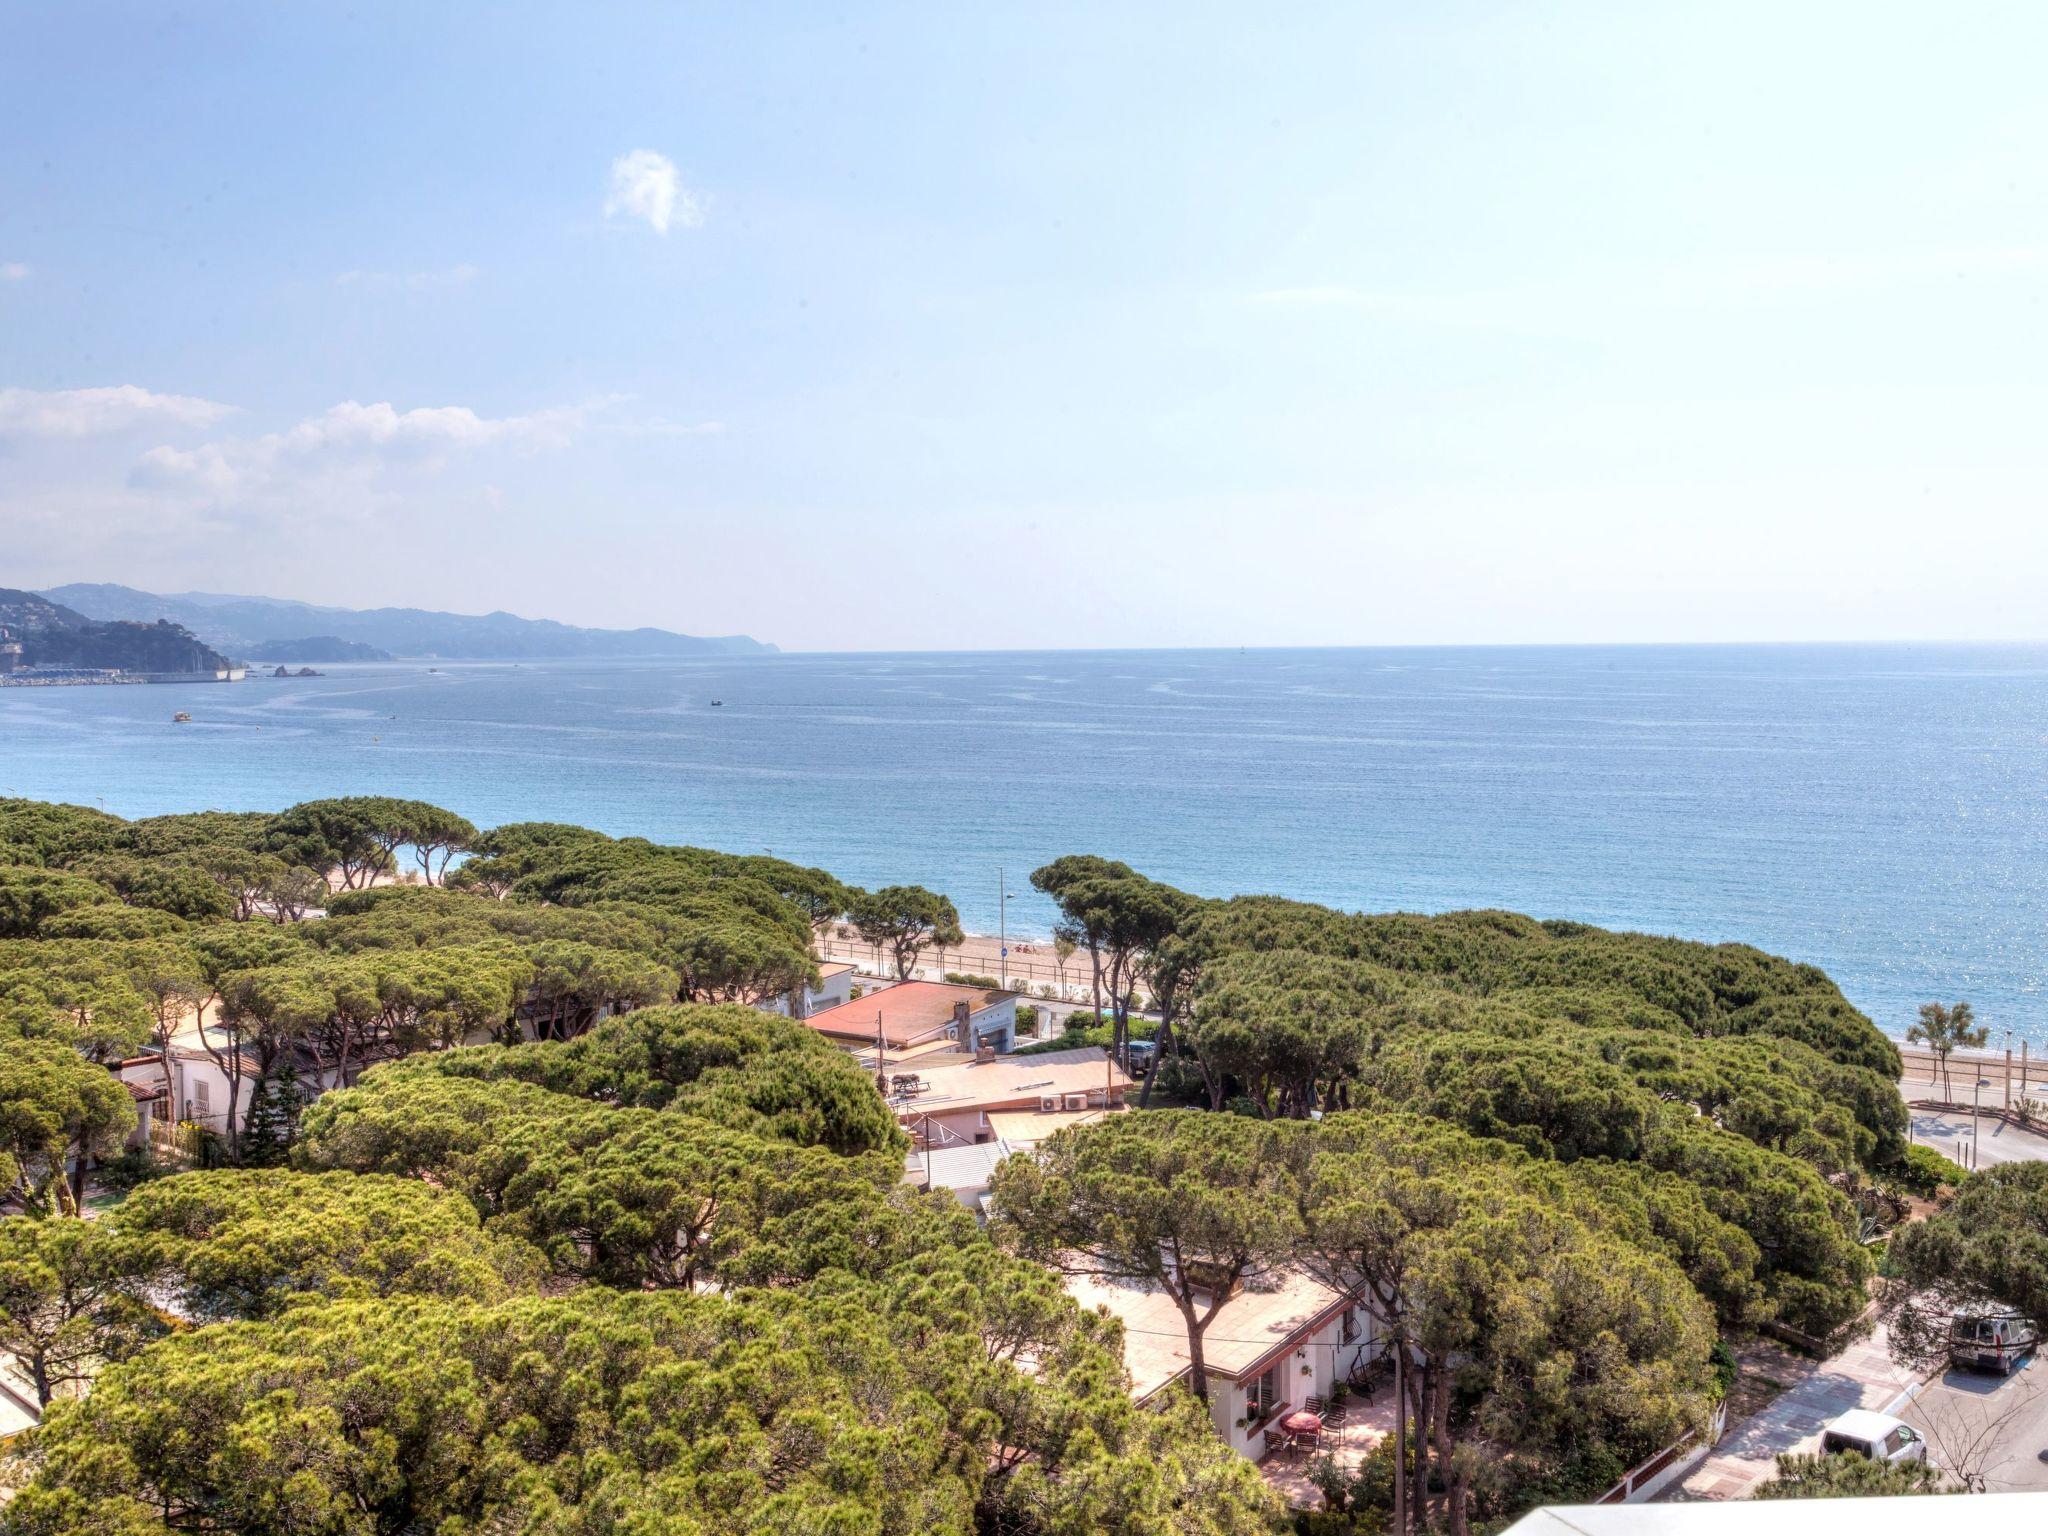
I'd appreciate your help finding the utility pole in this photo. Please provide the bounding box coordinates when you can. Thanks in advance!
[1393,1334,1407,1536]
[874,1009,887,1098]
[999,867,1007,991]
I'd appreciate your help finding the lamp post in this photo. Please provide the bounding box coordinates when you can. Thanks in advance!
[998,869,1014,991]
[1973,1076,1992,1170]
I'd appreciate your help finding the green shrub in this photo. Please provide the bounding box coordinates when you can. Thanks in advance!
[1896,1144,1965,1196]
[1710,1338,1739,1398]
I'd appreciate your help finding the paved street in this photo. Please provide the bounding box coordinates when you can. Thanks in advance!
[1905,1100,2048,1170]
[1892,1358,2048,1491]
[1670,1323,1924,1500]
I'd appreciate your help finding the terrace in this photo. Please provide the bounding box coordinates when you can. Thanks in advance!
[1256,1387,1401,1508]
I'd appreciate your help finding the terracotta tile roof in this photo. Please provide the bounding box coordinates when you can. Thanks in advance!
[804,980,1014,1047]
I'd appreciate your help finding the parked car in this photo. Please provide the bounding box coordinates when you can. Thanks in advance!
[1819,1409,1928,1465]
[1949,1312,2039,1376]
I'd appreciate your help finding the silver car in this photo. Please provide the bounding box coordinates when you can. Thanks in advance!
[1819,1409,1929,1465]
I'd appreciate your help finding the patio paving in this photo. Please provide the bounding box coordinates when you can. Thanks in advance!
[1259,1389,1402,1508]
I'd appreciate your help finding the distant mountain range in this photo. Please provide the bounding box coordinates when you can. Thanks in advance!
[38,584,776,661]
[0,588,238,675]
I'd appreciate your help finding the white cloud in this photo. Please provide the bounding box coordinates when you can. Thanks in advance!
[336,263,478,290]
[0,384,236,439]
[127,397,601,501]
[604,149,700,235]
[0,262,28,282]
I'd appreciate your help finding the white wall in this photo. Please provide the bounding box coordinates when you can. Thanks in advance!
[969,996,1018,1052]
[759,967,858,1019]
[1205,1305,1380,1461]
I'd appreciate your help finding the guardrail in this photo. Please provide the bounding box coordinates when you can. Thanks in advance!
[815,942,1097,1001]
[1897,1044,2046,1116]
[1599,1401,1728,1504]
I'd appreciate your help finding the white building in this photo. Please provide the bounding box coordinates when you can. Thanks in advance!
[757,960,858,1019]
[1066,1267,1380,1461]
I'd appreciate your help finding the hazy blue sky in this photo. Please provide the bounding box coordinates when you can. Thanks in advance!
[4,3,2044,651]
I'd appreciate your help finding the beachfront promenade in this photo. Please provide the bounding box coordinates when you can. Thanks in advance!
[817,927,1107,1003]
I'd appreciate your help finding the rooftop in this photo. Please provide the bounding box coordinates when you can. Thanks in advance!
[1066,1267,1349,1401]
[1503,1494,2048,1535]
[905,1140,1011,1200]
[804,979,1015,1046]
[985,1106,1114,1147]
[891,1046,1132,1115]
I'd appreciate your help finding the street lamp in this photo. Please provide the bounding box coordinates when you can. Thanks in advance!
[998,869,1015,991]
[1973,1077,1993,1170]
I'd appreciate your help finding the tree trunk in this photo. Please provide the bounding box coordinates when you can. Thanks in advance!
[1171,1292,1211,1404]
[1432,1370,1464,1536]
[69,1131,91,1206]
[224,1058,244,1157]
[1404,1355,1433,1527]
[1139,1014,1174,1108]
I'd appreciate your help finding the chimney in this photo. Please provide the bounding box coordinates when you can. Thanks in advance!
[953,1000,971,1028]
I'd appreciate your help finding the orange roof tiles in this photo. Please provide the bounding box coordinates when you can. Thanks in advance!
[804,980,1014,1047]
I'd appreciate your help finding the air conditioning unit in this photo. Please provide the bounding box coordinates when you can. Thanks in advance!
[1040,1096,1059,1112]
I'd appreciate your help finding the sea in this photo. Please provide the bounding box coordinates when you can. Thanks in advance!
[4,643,2046,1048]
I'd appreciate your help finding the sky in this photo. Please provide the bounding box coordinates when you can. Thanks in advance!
[3,2,2045,653]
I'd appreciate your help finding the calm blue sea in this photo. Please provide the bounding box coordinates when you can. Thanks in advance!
[4,644,2045,1047]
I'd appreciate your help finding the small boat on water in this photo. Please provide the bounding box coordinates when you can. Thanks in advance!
[172,711,192,723]
[710,699,723,706]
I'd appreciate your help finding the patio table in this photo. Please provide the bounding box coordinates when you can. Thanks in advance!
[1280,1409,1324,1448]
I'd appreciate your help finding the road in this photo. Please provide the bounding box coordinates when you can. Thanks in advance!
[1670,1324,1924,1499]
[1904,1098,2048,1170]
[1893,1357,2048,1491]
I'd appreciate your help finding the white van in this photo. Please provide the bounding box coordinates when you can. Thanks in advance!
[1819,1409,1928,1465]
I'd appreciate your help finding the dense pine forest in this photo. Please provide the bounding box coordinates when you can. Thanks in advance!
[0,795,1958,1535]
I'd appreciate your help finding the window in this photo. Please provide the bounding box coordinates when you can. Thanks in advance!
[1247,1365,1280,1421]
[194,1079,210,1113]
[1341,1308,1358,1345]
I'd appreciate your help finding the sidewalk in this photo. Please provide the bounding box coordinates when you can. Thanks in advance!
[1668,1322,1926,1500]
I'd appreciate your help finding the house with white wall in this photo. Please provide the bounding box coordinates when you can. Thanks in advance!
[887,1045,1131,1149]
[757,960,857,1019]
[1065,1267,1380,1462]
